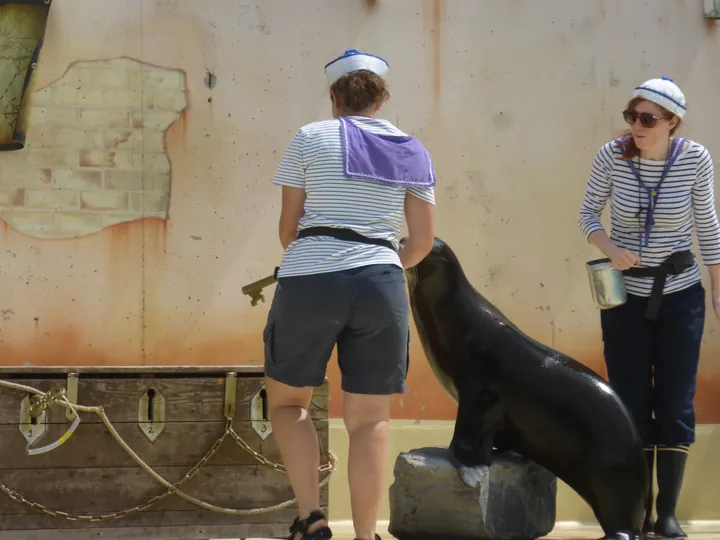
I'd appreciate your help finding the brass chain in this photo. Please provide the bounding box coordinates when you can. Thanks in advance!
[228,426,334,474]
[0,419,231,521]
[0,378,337,520]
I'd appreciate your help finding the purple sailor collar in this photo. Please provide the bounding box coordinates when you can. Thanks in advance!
[338,117,436,189]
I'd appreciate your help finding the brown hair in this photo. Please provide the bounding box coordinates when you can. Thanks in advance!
[330,69,390,114]
[616,97,682,160]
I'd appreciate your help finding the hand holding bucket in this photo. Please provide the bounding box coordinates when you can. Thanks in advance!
[586,258,628,309]
[608,248,641,271]
[586,246,641,310]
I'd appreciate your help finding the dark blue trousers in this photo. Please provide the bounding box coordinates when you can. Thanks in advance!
[600,282,705,448]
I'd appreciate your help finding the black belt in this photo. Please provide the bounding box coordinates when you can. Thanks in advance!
[296,226,397,252]
[622,250,695,320]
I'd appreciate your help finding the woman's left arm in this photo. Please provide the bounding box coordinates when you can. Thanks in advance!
[691,146,720,317]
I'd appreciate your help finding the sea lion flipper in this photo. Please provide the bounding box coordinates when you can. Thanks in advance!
[447,451,489,488]
[447,379,501,488]
[597,533,641,540]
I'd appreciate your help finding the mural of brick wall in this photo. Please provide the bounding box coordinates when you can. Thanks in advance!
[0,57,187,239]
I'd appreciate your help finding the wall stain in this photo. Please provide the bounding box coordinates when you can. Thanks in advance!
[1,313,719,423]
[0,326,265,370]
[431,0,444,102]
[204,69,217,89]
[3,0,720,428]
[255,6,271,36]
[705,17,719,35]
[167,108,189,152]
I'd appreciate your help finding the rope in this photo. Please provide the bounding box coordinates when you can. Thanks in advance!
[0,378,337,519]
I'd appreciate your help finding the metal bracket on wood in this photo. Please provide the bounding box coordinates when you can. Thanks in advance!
[705,0,720,18]
[65,372,78,422]
[250,384,272,440]
[137,384,165,443]
[224,372,237,420]
[19,395,47,447]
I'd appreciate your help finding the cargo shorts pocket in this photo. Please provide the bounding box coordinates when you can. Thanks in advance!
[262,319,276,366]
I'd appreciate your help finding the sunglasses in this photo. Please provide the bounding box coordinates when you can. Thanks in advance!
[623,109,672,128]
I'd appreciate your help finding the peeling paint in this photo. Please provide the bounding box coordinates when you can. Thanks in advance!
[0,56,189,239]
[1,0,720,427]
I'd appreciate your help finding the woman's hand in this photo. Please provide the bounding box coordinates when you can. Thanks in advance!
[708,265,720,322]
[588,231,640,270]
[608,246,640,271]
[713,296,720,322]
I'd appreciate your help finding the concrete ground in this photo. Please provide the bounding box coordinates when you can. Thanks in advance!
[233,519,720,539]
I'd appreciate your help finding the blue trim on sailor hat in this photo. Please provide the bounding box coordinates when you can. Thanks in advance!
[324,49,389,85]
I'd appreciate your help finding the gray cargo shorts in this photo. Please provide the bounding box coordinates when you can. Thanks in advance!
[263,263,410,395]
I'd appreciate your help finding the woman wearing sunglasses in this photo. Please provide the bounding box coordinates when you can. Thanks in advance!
[578,77,720,538]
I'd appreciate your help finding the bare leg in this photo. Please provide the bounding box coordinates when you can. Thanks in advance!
[265,376,328,538]
[343,392,392,540]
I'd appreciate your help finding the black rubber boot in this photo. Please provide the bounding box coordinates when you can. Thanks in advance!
[654,448,688,538]
[642,447,655,534]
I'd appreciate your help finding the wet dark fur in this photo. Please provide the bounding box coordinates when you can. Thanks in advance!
[401,237,648,540]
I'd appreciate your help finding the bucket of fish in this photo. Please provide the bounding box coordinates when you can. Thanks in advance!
[586,258,627,310]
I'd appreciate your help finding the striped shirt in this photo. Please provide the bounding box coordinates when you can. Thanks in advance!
[578,138,720,296]
[273,116,436,278]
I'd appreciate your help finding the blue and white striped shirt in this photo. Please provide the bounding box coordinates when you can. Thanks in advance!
[273,116,436,278]
[579,138,720,296]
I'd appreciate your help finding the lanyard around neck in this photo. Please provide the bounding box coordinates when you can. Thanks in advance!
[626,138,685,250]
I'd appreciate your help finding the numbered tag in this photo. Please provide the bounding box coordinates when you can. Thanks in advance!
[250,385,273,440]
[138,385,165,443]
[19,395,48,447]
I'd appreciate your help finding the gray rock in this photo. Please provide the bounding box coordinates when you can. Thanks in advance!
[388,446,557,540]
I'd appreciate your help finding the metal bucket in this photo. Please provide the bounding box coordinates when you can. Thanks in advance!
[586,258,627,309]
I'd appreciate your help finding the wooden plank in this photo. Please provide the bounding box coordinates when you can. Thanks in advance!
[0,365,266,375]
[0,372,332,535]
[0,464,331,516]
[0,505,329,536]
[0,378,329,424]
[0,421,329,470]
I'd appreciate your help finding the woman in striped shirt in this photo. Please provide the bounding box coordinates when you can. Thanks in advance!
[578,77,720,539]
[263,50,436,540]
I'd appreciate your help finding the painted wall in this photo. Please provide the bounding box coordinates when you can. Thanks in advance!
[1,0,720,426]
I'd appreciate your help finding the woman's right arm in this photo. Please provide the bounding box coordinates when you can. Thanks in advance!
[401,189,435,269]
[579,144,639,269]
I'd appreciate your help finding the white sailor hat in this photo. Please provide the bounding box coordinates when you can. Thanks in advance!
[324,49,389,86]
[632,77,687,118]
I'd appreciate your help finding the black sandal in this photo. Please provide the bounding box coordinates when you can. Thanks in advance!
[287,509,332,539]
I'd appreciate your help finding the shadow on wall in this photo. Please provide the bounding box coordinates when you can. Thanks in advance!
[0,0,53,151]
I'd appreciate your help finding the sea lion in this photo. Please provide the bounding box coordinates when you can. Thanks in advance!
[401,236,648,540]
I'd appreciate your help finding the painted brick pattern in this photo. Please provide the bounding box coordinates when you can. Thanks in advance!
[0,57,187,239]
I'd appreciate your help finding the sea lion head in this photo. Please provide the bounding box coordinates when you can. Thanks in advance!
[400,237,464,285]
